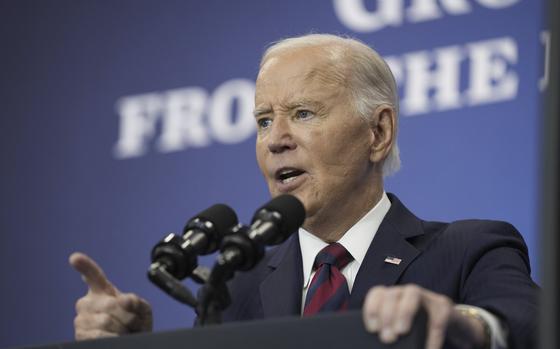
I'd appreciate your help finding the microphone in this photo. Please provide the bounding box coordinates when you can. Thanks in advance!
[150,203,238,280]
[195,195,305,325]
[215,195,305,274]
[249,194,306,245]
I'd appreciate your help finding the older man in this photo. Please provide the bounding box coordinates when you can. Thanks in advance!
[71,34,537,349]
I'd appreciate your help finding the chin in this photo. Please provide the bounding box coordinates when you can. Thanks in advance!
[296,195,317,220]
[266,186,315,220]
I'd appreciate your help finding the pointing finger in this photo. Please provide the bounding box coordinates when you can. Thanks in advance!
[70,252,117,295]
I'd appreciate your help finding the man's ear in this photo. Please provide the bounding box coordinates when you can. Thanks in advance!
[369,105,396,163]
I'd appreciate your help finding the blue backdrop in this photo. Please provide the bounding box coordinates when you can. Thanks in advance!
[0,1,546,348]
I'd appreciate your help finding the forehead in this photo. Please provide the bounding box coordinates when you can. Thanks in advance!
[255,48,347,105]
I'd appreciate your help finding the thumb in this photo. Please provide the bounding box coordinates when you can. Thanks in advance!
[117,293,153,332]
[69,252,118,296]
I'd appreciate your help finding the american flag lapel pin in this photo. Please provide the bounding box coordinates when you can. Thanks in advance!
[384,256,402,265]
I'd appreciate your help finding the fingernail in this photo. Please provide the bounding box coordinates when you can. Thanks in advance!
[367,316,380,331]
[381,328,396,343]
[395,320,407,333]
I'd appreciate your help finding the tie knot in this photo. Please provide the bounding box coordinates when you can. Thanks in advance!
[314,243,353,270]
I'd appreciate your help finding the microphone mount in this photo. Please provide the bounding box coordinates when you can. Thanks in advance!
[147,196,305,327]
[196,195,305,326]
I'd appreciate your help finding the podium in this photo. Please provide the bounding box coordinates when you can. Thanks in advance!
[20,311,426,349]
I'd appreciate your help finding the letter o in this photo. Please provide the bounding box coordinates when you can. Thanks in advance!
[208,79,256,144]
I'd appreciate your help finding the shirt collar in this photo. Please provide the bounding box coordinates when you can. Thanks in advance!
[298,192,392,287]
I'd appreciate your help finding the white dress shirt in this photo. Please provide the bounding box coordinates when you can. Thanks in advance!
[298,191,507,348]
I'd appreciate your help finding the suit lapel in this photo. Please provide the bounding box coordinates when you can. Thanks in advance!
[259,235,303,317]
[258,194,426,314]
[349,194,425,308]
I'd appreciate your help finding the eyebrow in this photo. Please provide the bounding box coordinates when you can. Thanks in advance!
[253,100,326,117]
[253,107,272,118]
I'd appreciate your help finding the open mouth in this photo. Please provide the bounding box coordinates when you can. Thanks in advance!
[275,167,306,184]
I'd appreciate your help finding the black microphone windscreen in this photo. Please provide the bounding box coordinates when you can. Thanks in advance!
[189,204,238,234]
[256,194,306,235]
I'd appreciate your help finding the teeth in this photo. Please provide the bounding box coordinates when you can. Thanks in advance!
[276,168,304,183]
[281,176,298,184]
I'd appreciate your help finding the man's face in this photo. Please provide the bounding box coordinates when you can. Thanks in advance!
[254,48,378,230]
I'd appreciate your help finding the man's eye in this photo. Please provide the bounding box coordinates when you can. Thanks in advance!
[257,118,272,129]
[296,110,313,119]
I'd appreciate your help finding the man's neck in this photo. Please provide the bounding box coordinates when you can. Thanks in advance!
[303,186,384,242]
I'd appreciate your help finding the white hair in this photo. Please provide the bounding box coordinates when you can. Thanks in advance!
[260,34,401,176]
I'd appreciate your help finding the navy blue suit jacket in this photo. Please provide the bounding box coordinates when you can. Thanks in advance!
[222,194,538,349]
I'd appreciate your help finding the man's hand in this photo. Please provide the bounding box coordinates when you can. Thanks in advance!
[362,284,488,349]
[69,252,153,340]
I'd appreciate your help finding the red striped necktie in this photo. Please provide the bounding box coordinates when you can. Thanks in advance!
[303,243,354,316]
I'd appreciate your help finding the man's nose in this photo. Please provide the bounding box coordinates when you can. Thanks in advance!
[267,117,296,154]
